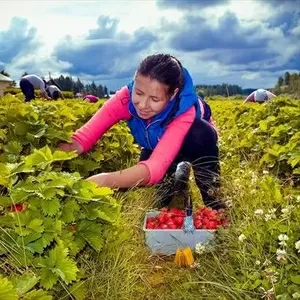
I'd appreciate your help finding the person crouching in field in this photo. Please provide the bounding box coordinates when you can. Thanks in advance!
[19,74,51,102]
[244,88,277,103]
[46,85,64,100]
[83,94,99,103]
[58,53,226,210]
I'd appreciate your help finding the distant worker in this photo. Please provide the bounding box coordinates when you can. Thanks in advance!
[19,74,51,102]
[83,94,99,103]
[198,92,216,130]
[46,85,64,100]
[244,89,276,103]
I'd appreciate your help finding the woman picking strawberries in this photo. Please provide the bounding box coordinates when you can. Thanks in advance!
[58,53,226,210]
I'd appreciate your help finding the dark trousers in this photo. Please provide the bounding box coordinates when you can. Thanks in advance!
[52,91,59,100]
[139,118,225,210]
[20,79,35,102]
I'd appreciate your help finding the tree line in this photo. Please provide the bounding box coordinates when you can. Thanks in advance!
[196,84,243,97]
[49,75,110,98]
[273,72,300,97]
[2,70,299,98]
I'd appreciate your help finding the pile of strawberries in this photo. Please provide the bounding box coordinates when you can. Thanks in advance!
[145,207,229,230]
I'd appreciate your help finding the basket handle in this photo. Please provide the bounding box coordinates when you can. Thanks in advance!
[174,161,193,216]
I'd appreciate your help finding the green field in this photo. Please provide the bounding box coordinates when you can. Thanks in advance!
[0,94,299,300]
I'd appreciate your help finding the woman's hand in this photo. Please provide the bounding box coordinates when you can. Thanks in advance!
[87,173,108,187]
[86,164,150,188]
[58,139,84,155]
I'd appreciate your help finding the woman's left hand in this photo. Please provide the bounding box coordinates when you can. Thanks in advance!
[86,173,108,187]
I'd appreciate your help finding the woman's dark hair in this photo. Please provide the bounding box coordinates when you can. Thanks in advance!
[136,53,184,96]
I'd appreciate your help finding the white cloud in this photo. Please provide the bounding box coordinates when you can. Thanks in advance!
[0,0,298,91]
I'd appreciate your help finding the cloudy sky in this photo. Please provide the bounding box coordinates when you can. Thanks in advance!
[0,0,299,91]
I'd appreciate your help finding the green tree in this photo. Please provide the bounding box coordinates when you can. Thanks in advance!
[277,76,284,86]
[284,72,290,85]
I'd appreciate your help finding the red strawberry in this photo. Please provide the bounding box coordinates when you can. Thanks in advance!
[147,223,155,229]
[163,212,173,223]
[206,221,218,229]
[10,204,24,212]
[173,216,184,227]
[169,208,185,217]
[194,219,202,229]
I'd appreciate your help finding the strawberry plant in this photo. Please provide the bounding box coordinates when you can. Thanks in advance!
[209,96,300,183]
[0,146,120,298]
[0,94,139,298]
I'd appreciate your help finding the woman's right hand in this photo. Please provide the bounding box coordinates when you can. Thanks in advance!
[58,139,84,154]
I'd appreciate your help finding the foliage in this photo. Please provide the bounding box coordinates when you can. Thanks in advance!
[274,72,300,99]
[0,94,139,298]
[206,96,300,298]
[209,96,300,184]
[4,88,76,99]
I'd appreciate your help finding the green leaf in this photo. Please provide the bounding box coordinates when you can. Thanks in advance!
[0,215,15,226]
[259,120,268,131]
[40,269,58,290]
[28,219,44,233]
[53,257,78,284]
[41,233,55,248]
[41,188,58,200]
[39,244,79,288]
[72,236,87,254]
[41,198,60,217]
[291,275,300,285]
[77,220,104,251]
[24,146,52,169]
[61,200,80,223]
[15,227,31,236]
[0,276,18,300]
[0,163,10,186]
[91,150,104,161]
[9,163,34,175]
[11,273,39,296]
[52,150,77,161]
[4,141,22,155]
[83,202,119,223]
[10,189,30,203]
[14,122,29,136]
[23,289,53,300]
[0,196,12,206]
[26,238,45,254]
[22,232,42,245]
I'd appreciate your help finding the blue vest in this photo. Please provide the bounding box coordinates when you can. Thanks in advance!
[126,68,201,150]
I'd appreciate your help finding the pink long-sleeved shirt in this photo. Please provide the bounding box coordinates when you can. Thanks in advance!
[72,86,195,185]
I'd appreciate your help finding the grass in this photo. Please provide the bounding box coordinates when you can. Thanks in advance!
[79,156,267,300]
[79,148,300,300]
[67,98,300,299]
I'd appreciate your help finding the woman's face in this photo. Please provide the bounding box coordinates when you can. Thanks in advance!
[132,74,178,119]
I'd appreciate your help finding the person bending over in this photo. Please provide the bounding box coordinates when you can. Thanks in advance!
[46,85,64,100]
[19,74,51,102]
[244,89,276,103]
[58,53,226,210]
